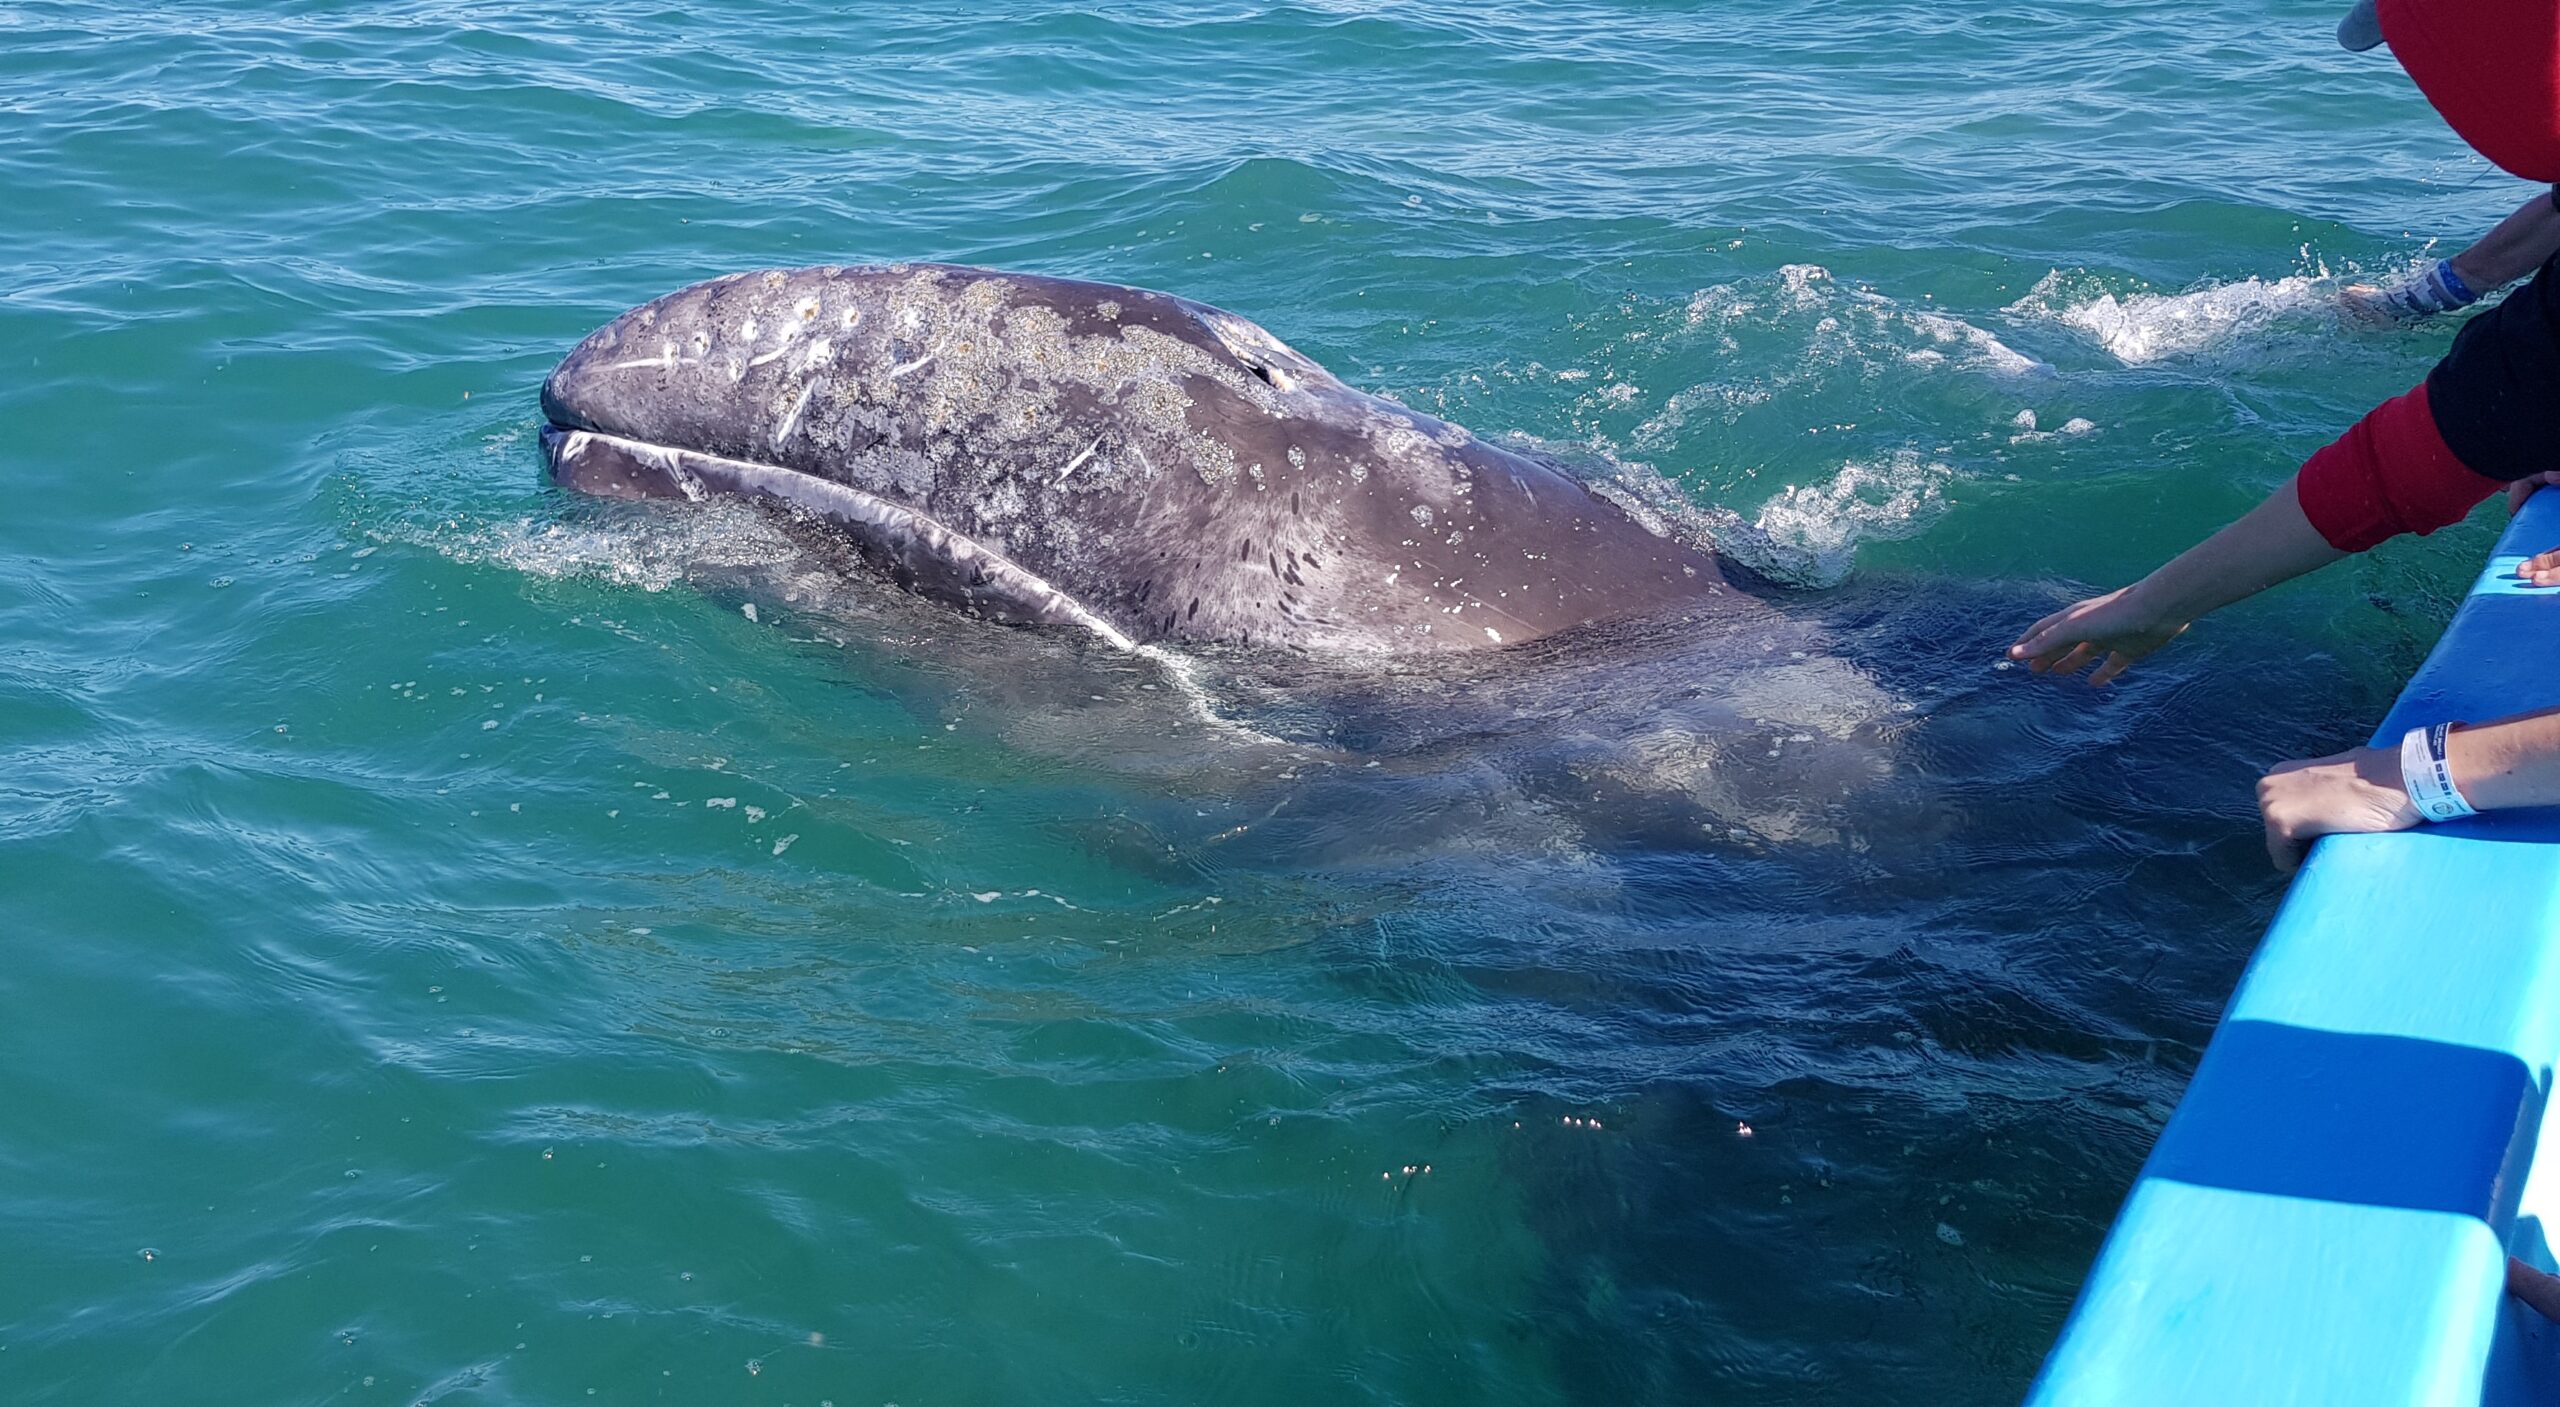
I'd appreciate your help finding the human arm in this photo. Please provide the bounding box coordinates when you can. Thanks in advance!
[2342,189,2560,320]
[2448,188,2560,292]
[2008,477,2347,684]
[2258,705,2560,871]
[2019,262,2555,682]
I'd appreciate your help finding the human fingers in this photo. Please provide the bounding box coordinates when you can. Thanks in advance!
[2337,285,2387,323]
[2523,546,2560,587]
[2258,764,2307,874]
[2261,783,2311,874]
[2011,594,2126,668]
[2087,651,2137,687]
[2042,641,2101,678]
[2009,606,2076,663]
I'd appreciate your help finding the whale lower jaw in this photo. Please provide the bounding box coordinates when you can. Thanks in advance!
[539,426,1137,651]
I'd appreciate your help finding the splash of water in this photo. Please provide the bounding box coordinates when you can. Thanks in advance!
[1738,451,1958,587]
[2011,269,2334,365]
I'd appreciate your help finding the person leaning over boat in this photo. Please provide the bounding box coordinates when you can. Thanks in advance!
[2338,187,2560,322]
[2009,0,2560,874]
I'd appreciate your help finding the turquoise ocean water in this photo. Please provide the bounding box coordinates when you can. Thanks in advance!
[2,3,2538,1402]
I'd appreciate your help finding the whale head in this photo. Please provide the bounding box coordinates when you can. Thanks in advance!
[540,263,1744,652]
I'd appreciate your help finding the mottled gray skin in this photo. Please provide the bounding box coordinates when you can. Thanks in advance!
[541,263,1754,653]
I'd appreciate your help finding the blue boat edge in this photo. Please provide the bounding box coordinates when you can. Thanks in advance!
[2029,491,2560,1406]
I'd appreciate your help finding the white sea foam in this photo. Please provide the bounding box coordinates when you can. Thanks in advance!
[1673,264,2047,389]
[1897,307,2045,377]
[2014,270,2327,365]
[2006,408,2099,444]
[1738,451,1957,588]
[1639,270,2049,453]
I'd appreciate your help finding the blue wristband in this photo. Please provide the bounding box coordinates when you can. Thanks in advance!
[2432,260,2479,307]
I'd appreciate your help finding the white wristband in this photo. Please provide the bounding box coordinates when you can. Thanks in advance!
[2400,722,2477,822]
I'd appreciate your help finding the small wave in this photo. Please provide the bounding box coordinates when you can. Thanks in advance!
[2013,269,2329,365]
[1635,267,2051,456]
[2006,408,2098,444]
[1676,263,2047,383]
[386,499,807,595]
[1897,307,2045,377]
[1728,452,1958,588]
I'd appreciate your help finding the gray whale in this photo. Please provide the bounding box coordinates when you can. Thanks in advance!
[540,263,1757,653]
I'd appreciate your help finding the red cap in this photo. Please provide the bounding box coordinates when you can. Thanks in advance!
[2376,0,2560,180]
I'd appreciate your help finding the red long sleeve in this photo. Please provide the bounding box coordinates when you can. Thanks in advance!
[2293,381,2505,552]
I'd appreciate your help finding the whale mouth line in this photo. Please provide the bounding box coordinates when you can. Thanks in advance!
[538,425,1137,652]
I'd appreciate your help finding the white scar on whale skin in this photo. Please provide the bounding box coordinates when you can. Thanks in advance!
[747,316,806,367]
[1054,436,1104,484]
[772,380,821,447]
[611,340,698,371]
[889,347,939,380]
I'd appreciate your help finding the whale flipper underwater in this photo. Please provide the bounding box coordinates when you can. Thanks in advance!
[539,263,1765,653]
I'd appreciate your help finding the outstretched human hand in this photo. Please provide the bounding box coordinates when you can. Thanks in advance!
[2338,282,2425,323]
[2007,586,2190,686]
[2255,745,2420,874]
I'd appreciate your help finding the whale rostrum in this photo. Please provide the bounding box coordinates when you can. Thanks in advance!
[540,263,1751,652]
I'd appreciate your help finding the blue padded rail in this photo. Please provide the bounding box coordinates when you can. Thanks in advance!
[2030,490,2560,1407]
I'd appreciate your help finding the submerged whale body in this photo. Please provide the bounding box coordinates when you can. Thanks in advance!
[540,263,1761,653]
